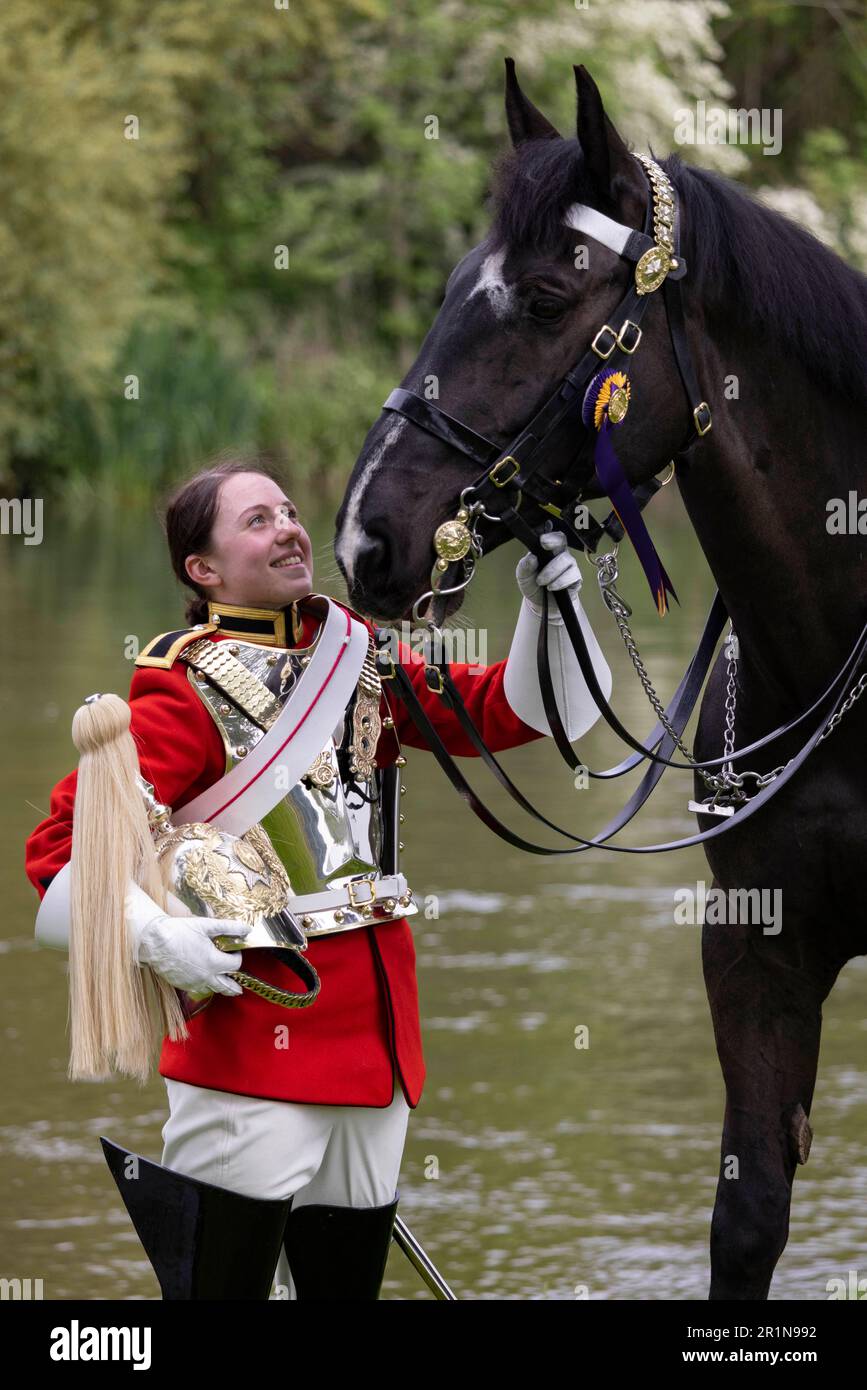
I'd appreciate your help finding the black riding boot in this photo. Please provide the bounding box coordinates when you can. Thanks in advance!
[282,1195,399,1300]
[100,1136,292,1300]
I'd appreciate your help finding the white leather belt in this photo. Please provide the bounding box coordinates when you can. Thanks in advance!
[291,874,416,936]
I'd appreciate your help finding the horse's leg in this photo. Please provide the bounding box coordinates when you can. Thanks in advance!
[702,886,835,1300]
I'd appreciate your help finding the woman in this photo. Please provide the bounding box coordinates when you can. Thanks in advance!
[25,454,611,1300]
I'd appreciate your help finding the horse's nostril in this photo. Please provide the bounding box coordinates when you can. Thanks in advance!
[357,526,389,580]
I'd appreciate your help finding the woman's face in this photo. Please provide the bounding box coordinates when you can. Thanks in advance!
[185,471,314,609]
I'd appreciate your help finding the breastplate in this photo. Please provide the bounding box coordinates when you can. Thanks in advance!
[180,630,414,935]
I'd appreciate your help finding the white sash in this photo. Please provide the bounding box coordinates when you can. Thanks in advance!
[174,596,369,836]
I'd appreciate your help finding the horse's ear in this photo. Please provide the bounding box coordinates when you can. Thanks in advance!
[574,64,645,224]
[504,57,561,146]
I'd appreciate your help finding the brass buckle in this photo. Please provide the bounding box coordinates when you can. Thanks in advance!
[424,664,444,694]
[693,402,712,436]
[347,877,377,909]
[616,320,642,354]
[489,455,520,488]
[656,461,675,487]
[375,649,397,680]
[591,325,618,360]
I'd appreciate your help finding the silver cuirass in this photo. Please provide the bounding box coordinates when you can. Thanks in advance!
[179,625,416,937]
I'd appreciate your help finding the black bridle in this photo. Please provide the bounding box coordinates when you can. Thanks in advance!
[382,152,711,566]
[369,153,867,853]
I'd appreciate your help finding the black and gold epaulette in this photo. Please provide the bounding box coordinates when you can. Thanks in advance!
[135,624,219,670]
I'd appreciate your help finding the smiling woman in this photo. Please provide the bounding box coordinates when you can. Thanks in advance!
[162,458,315,622]
[24,448,611,1301]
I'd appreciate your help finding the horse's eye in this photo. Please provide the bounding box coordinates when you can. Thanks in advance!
[528,296,567,321]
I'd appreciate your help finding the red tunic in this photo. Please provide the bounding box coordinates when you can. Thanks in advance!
[24,604,544,1109]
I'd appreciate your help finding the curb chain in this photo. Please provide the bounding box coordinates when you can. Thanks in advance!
[593,551,866,806]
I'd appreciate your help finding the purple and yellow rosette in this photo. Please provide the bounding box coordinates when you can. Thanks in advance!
[582,367,677,616]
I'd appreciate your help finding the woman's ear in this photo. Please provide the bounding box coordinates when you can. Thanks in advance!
[184,553,220,588]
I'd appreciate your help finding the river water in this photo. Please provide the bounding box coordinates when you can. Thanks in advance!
[2,492,864,1299]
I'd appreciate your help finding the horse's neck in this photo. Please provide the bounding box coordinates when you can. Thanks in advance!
[675,338,865,711]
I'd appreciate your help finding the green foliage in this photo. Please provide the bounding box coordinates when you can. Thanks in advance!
[798,126,867,266]
[0,4,186,488]
[258,337,399,503]
[1,0,863,498]
[0,0,368,492]
[51,320,263,505]
[718,2,867,264]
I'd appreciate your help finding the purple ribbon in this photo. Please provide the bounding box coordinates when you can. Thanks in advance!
[583,370,677,616]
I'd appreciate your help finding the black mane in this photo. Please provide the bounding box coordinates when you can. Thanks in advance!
[490,140,867,410]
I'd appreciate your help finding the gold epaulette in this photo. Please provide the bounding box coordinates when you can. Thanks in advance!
[134,624,219,670]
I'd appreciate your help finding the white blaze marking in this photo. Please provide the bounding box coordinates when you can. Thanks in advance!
[464,248,513,320]
[339,249,513,584]
[336,417,407,583]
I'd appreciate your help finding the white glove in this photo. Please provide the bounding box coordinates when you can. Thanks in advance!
[515,531,582,614]
[505,531,612,741]
[127,883,250,998]
[34,868,249,999]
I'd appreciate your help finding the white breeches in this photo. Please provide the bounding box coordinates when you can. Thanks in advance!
[160,1076,410,1299]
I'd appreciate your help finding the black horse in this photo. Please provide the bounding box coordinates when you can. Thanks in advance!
[334,61,867,1300]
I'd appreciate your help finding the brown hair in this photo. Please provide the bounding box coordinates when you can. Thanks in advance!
[160,451,289,625]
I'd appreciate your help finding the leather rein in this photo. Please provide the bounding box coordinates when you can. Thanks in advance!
[371,154,867,854]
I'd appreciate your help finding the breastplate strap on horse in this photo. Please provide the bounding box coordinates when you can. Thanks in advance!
[375,153,867,852]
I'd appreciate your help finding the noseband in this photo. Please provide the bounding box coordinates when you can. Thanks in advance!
[381,153,712,616]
